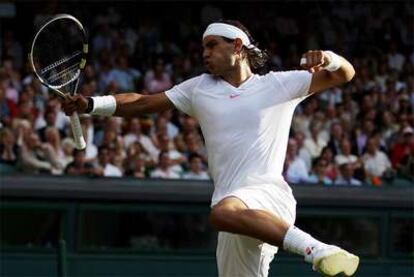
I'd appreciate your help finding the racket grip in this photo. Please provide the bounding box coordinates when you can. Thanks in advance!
[70,112,86,150]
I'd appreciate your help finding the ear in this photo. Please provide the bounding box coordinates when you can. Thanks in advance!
[234,38,244,54]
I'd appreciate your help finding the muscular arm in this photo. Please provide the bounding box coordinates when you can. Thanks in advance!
[113,92,175,117]
[301,50,355,95]
[63,91,175,118]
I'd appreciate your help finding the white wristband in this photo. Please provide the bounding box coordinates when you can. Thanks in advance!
[90,96,117,116]
[323,51,341,72]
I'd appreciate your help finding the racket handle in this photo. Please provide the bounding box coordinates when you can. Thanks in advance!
[70,112,86,150]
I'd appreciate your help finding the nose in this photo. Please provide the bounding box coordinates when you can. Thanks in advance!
[202,49,210,61]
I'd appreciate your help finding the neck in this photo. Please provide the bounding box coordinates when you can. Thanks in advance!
[221,61,252,88]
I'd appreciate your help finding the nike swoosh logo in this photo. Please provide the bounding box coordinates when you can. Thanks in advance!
[229,94,241,99]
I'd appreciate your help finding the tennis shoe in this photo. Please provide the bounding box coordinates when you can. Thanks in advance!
[304,244,359,276]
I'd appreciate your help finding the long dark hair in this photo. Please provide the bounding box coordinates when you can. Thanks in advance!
[219,20,269,70]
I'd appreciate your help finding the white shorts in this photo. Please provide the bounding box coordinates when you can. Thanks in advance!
[216,184,296,277]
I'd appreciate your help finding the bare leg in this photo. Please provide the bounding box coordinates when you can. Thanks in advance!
[210,196,360,277]
[209,196,290,247]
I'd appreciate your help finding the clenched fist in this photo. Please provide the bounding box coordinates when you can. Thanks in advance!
[300,50,332,73]
[62,95,89,116]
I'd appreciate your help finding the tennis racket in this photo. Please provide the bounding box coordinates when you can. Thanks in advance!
[30,14,88,150]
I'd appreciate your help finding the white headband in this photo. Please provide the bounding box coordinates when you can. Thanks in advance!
[203,23,255,49]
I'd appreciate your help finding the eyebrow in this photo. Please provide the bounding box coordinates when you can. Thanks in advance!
[203,39,218,48]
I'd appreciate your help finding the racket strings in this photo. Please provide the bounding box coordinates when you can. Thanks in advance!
[48,70,80,90]
[40,51,82,75]
[47,62,79,83]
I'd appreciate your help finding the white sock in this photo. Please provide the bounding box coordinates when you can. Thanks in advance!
[283,225,326,257]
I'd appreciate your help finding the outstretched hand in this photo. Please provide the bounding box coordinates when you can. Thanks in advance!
[62,95,89,116]
[300,50,332,73]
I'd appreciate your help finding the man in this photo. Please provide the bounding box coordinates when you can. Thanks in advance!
[150,150,180,179]
[284,138,309,184]
[96,145,123,177]
[334,162,362,186]
[183,153,210,180]
[63,20,358,276]
[362,136,392,184]
[64,148,99,177]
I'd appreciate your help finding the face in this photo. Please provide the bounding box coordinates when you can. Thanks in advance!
[341,163,354,178]
[159,153,170,168]
[1,129,14,145]
[45,111,56,126]
[315,159,328,175]
[27,132,41,148]
[202,36,238,76]
[321,148,333,161]
[45,128,59,143]
[99,149,111,165]
[190,157,203,172]
[341,139,352,154]
[331,123,343,139]
[366,138,378,154]
[129,118,141,133]
[287,139,298,157]
[74,151,86,164]
[159,135,170,151]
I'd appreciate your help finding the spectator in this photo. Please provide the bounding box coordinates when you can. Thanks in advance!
[92,21,114,55]
[304,120,327,159]
[353,119,376,155]
[293,98,318,136]
[0,85,18,127]
[126,141,155,168]
[1,58,20,104]
[107,55,141,92]
[123,118,159,162]
[182,133,208,165]
[36,97,68,133]
[144,58,173,94]
[326,122,345,155]
[183,154,210,180]
[64,149,99,176]
[388,42,406,72]
[306,158,333,185]
[61,138,75,169]
[319,147,337,181]
[36,109,63,141]
[284,138,309,184]
[362,137,393,185]
[157,133,186,175]
[390,126,414,169]
[0,127,18,173]
[155,111,179,140]
[44,126,65,174]
[96,146,123,177]
[126,156,147,179]
[2,30,24,70]
[334,163,362,186]
[379,110,399,147]
[293,130,312,171]
[335,138,358,166]
[19,128,62,174]
[150,151,180,179]
[95,49,114,93]
[397,145,414,182]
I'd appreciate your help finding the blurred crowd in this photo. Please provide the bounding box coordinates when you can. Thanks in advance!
[0,1,413,186]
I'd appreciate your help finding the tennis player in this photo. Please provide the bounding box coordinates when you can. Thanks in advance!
[63,20,359,277]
